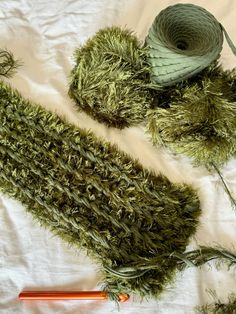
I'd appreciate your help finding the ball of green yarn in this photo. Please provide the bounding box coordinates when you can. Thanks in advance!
[145,3,225,87]
[69,27,153,128]
[146,63,236,167]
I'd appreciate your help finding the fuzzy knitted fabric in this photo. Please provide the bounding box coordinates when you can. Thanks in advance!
[0,81,201,298]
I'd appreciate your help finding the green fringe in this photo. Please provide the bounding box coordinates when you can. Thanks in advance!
[69,27,153,128]
[0,81,200,297]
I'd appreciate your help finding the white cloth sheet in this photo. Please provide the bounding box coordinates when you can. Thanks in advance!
[0,0,236,313]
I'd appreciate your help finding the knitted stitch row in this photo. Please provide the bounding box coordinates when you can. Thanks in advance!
[0,81,200,298]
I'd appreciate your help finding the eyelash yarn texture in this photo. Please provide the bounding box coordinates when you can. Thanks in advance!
[68,24,236,181]
[196,293,236,314]
[0,81,200,298]
[146,63,236,168]
[0,49,19,78]
[1,2,235,305]
[69,23,236,171]
[69,27,153,129]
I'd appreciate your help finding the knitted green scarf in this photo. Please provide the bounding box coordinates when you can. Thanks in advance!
[0,81,200,298]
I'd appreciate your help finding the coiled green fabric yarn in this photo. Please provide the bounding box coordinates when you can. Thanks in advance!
[0,81,200,298]
[145,3,236,87]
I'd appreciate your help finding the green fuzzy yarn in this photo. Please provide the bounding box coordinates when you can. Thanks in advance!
[105,245,236,285]
[0,49,19,78]
[69,26,153,128]
[146,63,236,168]
[68,23,236,169]
[196,293,236,314]
[0,81,200,298]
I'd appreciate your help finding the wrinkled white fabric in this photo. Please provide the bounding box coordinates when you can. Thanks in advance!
[0,0,236,313]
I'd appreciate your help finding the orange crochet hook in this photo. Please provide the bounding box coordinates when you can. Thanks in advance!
[18,291,129,302]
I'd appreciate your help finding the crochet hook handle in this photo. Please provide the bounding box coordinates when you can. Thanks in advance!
[18,291,129,302]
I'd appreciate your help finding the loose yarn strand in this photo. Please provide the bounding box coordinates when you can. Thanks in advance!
[221,24,236,56]
[0,49,20,78]
[211,162,236,210]
[105,246,236,279]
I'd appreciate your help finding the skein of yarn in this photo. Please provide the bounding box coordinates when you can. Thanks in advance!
[145,3,236,87]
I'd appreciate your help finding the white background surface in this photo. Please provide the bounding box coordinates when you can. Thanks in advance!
[0,1,236,313]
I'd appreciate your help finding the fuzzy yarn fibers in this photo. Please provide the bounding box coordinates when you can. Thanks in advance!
[146,64,236,168]
[196,293,236,314]
[0,82,200,298]
[69,27,153,129]
[68,13,236,169]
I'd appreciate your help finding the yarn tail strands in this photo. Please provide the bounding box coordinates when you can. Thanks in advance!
[145,3,236,87]
[105,246,236,279]
[196,292,236,314]
[0,49,20,78]
[0,82,200,298]
[211,162,236,210]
